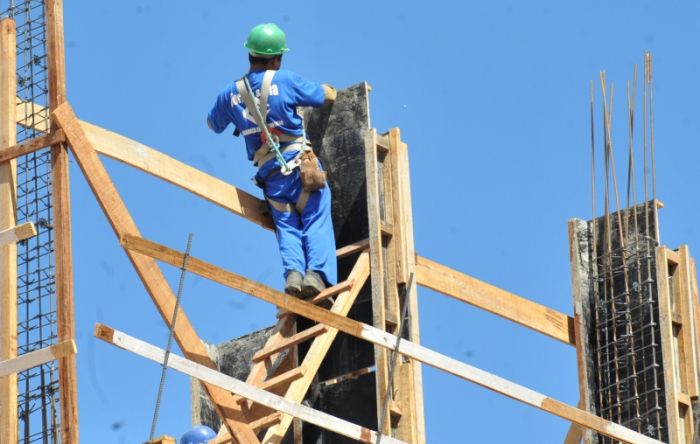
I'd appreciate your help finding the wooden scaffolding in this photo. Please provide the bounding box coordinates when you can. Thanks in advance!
[1,2,700,444]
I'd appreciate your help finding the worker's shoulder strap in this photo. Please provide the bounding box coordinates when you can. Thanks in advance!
[235,70,276,130]
[260,70,275,124]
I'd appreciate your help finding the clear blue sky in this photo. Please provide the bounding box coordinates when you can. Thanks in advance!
[58,1,700,442]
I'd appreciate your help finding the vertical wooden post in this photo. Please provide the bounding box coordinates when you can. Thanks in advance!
[656,246,696,443]
[364,128,390,434]
[0,17,18,444]
[45,0,78,441]
[389,129,425,443]
[567,219,595,444]
[366,128,426,441]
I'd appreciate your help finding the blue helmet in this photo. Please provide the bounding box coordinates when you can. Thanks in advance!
[180,425,216,444]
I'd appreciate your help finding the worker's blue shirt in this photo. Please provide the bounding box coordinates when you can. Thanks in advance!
[207,69,325,162]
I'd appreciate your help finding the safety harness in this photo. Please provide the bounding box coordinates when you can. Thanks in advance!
[235,70,311,213]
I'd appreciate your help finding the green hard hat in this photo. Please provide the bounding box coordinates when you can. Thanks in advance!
[244,23,290,57]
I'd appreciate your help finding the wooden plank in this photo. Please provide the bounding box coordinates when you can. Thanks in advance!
[158,247,371,444]
[678,391,692,407]
[252,324,327,363]
[365,128,390,435]
[667,248,681,265]
[258,367,305,392]
[416,255,576,346]
[335,238,369,259]
[673,246,696,443]
[0,17,18,444]
[568,219,595,444]
[241,314,299,398]
[305,279,354,305]
[386,128,423,443]
[388,399,403,421]
[678,246,700,398]
[249,412,282,431]
[394,138,425,442]
[81,120,274,230]
[0,340,76,377]
[0,130,65,163]
[276,279,354,317]
[381,136,399,327]
[377,128,404,432]
[95,324,406,444]
[15,101,274,230]
[122,234,664,444]
[691,259,700,374]
[261,253,371,443]
[319,366,374,387]
[16,98,49,132]
[656,246,683,444]
[51,102,260,444]
[0,221,36,246]
[563,421,583,444]
[388,130,407,285]
[146,435,177,444]
[45,2,78,440]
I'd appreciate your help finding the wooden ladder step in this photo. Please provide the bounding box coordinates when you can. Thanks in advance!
[236,367,306,406]
[249,412,283,431]
[235,367,307,407]
[336,239,369,259]
[253,325,328,363]
[259,366,305,391]
[306,279,354,305]
[276,279,354,318]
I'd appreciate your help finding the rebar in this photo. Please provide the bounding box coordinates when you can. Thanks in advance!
[590,224,665,443]
[588,55,664,443]
[3,1,59,442]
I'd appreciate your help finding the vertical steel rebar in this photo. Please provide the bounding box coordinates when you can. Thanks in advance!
[3,1,59,441]
[589,55,665,443]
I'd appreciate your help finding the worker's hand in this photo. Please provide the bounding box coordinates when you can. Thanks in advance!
[322,84,337,103]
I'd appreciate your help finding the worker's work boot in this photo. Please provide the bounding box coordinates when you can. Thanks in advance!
[284,270,303,298]
[302,270,326,299]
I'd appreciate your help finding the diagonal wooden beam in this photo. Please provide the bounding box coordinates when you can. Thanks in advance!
[122,234,663,444]
[0,340,76,377]
[415,255,576,346]
[51,102,260,444]
[95,324,406,444]
[79,121,274,230]
[0,221,35,246]
[16,100,273,230]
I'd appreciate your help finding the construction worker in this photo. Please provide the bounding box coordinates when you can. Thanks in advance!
[180,425,216,444]
[207,23,338,298]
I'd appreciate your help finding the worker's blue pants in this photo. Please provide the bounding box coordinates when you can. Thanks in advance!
[262,166,337,286]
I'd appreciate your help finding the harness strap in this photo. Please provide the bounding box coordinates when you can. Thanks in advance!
[253,137,304,166]
[235,78,260,128]
[237,72,305,167]
[260,70,275,125]
[265,190,311,214]
[295,190,310,213]
[266,196,295,213]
